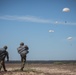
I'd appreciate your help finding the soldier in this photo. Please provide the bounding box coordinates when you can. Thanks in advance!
[17,42,29,71]
[0,46,9,72]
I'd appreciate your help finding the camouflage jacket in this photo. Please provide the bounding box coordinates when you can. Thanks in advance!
[0,48,9,61]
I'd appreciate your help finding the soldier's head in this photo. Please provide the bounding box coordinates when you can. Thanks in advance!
[20,42,24,46]
[4,46,8,49]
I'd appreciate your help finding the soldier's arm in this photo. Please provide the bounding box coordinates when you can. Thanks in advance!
[6,51,9,61]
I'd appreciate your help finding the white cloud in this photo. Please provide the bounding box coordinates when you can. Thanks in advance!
[67,37,73,40]
[49,30,54,33]
[62,8,70,12]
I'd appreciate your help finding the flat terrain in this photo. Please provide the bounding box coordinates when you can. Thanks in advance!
[0,63,76,75]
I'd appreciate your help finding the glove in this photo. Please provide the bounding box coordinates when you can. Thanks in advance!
[7,59,9,62]
[26,51,29,54]
[27,51,29,53]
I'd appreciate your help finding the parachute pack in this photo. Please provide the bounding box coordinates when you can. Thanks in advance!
[17,45,29,56]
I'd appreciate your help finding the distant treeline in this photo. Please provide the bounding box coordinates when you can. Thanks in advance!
[6,60,76,64]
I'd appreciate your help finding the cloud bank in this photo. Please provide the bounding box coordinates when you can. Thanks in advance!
[0,15,76,25]
[0,15,51,23]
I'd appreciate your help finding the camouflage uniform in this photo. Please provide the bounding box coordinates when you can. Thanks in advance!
[0,46,9,71]
[17,42,29,71]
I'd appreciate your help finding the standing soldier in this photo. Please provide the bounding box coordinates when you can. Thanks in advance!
[0,46,9,72]
[17,42,29,71]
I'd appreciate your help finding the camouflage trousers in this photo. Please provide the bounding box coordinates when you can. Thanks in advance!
[0,60,6,71]
[20,55,26,71]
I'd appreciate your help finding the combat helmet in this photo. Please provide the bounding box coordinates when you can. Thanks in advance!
[4,46,8,49]
[20,42,24,45]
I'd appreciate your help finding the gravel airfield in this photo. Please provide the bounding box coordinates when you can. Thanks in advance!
[0,63,76,75]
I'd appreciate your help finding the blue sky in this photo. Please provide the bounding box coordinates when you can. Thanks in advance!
[0,0,76,60]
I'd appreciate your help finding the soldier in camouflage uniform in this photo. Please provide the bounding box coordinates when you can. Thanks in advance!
[17,42,29,71]
[0,46,9,72]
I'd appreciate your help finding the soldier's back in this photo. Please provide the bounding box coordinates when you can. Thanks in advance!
[0,48,7,60]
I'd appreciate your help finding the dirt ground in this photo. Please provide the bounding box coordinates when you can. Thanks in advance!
[0,63,76,75]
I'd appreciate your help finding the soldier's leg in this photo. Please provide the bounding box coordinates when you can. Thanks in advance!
[0,61,3,71]
[21,56,24,71]
[2,60,7,71]
[21,56,26,71]
[25,55,26,62]
[22,56,26,70]
[22,57,25,68]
